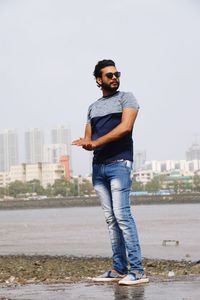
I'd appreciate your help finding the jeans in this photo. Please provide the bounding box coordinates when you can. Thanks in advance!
[92,160,144,275]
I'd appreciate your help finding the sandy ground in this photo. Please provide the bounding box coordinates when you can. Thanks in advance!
[0,256,199,285]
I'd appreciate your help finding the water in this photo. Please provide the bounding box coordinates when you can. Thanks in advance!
[0,281,200,300]
[0,204,199,261]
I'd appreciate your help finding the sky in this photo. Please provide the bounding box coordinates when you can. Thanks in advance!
[0,0,199,175]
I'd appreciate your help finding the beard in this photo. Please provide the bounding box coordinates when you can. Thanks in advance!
[101,80,120,92]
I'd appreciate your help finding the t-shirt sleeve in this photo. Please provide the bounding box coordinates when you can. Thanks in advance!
[86,105,92,124]
[121,92,140,110]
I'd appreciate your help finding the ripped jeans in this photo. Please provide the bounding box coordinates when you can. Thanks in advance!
[92,160,144,275]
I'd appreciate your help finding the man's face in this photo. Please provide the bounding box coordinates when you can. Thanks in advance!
[97,66,120,92]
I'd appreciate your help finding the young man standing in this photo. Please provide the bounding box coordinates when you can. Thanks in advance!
[72,59,149,285]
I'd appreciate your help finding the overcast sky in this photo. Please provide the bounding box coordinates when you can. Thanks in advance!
[0,0,199,175]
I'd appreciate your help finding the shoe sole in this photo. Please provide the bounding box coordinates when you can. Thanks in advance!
[92,277,123,282]
[118,278,149,285]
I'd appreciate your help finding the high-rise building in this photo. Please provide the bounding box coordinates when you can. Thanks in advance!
[51,125,71,170]
[43,144,68,164]
[186,143,200,161]
[134,150,146,171]
[0,129,19,172]
[25,128,44,164]
[51,126,71,153]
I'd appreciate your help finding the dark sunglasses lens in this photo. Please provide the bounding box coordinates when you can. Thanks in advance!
[106,73,113,79]
[106,72,121,79]
[115,72,121,78]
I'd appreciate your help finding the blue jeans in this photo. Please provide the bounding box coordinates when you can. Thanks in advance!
[92,160,144,275]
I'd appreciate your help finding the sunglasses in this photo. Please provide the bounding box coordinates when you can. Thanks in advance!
[105,72,121,79]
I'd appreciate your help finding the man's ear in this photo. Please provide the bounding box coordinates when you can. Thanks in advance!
[96,77,102,87]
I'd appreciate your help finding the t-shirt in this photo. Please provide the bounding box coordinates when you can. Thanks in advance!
[87,91,139,164]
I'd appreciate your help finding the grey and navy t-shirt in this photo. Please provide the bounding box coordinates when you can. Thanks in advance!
[87,91,139,164]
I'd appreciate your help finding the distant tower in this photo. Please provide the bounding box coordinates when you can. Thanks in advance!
[0,129,19,172]
[51,126,72,171]
[25,128,44,164]
[51,126,71,152]
[134,150,146,171]
[186,143,200,161]
[43,144,68,163]
[60,155,71,181]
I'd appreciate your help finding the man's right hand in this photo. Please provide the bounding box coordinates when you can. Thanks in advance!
[72,138,97,151]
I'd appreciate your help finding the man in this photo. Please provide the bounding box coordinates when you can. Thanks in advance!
[72,59,149,285]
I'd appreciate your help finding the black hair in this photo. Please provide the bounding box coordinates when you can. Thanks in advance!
[93,59,115,79]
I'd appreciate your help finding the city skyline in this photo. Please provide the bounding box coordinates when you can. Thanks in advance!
[0,1,200,175]
[0,126,199,175]
[0,126,71,170]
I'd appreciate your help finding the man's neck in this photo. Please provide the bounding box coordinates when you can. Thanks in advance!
[102,90,118,97]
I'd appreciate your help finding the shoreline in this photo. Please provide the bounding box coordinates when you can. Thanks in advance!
[0,193,200,210]
[0,255,199,285]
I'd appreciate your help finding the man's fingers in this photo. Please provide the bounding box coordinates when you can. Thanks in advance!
[72,140,79,145]
[72,138,84,145]
[72,138,93,149]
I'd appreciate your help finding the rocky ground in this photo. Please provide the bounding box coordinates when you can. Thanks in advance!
[0,256,199,285]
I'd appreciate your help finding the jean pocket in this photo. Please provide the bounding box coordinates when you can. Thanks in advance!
[124,160,133,169]
[123,160,133,180]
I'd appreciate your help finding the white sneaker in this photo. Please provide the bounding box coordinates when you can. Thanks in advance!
[118,272,149,285]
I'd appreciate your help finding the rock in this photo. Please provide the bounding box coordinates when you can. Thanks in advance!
[5,276,16,283]
[146,262,155,267]
[26,277,37,283]
[191,265,200,273]
[168,271,175,277]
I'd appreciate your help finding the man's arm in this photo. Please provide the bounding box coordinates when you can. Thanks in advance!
[72,108,138,150]
[94,108,138,147]
[84,123,92,140]
[72,123,93,150]
[82,123,92,150]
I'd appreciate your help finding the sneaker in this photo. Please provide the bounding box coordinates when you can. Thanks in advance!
[118,272,149,285]
[92,270,125,282]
